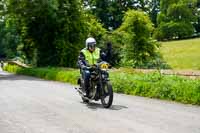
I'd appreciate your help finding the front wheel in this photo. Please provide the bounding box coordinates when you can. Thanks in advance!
[101,82,113,108]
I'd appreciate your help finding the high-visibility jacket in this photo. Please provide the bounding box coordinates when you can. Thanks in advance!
[81,48,100,65]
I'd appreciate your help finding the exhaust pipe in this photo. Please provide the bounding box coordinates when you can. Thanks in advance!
[75,87,91,101]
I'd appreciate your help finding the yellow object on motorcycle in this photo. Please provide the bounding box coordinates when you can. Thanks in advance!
[100,63,109,70]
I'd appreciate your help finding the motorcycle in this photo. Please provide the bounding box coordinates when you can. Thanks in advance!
[75,61,113,108]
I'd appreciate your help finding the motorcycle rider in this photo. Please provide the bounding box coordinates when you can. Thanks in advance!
[78,37,106,97]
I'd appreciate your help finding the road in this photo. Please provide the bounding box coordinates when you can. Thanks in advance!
[0,70,200,133]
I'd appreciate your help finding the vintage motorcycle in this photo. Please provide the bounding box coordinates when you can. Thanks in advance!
[75,61,113,108]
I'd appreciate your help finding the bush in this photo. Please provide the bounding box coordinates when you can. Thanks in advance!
[3,64,79,84]
[111,71,200,105]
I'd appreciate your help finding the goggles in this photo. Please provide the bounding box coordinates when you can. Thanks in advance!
[88,42,96,49]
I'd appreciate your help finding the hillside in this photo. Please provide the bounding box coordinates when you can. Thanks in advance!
[160,38,200,70]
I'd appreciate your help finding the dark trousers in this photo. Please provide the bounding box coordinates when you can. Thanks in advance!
[82,69,90,95]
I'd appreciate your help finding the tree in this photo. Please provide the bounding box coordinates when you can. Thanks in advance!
[6,0,86,67]
[149,0,160,27]
[114,10,159,67]
[0,0,20,59]
[0,22,6,58]
[83,0,157,30]
[194,0,200,33]
[155,0,197,40]
[84,13,107,44]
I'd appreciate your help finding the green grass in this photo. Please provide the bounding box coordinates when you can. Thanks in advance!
[4,64,200,105]
[160,38,200,70]
[3,65,79,84]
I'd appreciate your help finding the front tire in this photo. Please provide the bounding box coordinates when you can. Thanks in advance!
[101,82,113,108]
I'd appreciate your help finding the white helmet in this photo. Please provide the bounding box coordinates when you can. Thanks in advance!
[85,37,96,49]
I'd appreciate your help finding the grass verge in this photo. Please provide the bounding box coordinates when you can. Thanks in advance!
[3,64,200,105]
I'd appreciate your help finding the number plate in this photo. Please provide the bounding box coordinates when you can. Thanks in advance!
[100,63,108,69]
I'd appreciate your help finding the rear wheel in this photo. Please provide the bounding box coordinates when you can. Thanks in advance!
[101,82,113,108]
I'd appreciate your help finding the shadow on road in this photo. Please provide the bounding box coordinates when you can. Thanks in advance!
[83,102,128,111]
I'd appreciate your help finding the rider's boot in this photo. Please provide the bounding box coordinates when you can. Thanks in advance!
[84,82,90,97]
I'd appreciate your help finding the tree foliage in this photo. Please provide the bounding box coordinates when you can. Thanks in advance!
[113,10,160,67]
[155,0,197,40]
[83,0,159,30]
[1,0,200,68]
[194,0,200,33]
[0,1,20,59]
[0,22,6,58]
[5,0,86,67]
[83,13,107,44]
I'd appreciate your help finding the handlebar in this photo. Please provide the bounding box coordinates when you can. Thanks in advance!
[82,61,111,70]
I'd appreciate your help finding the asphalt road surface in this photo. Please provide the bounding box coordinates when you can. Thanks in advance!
[0,70,200,133]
